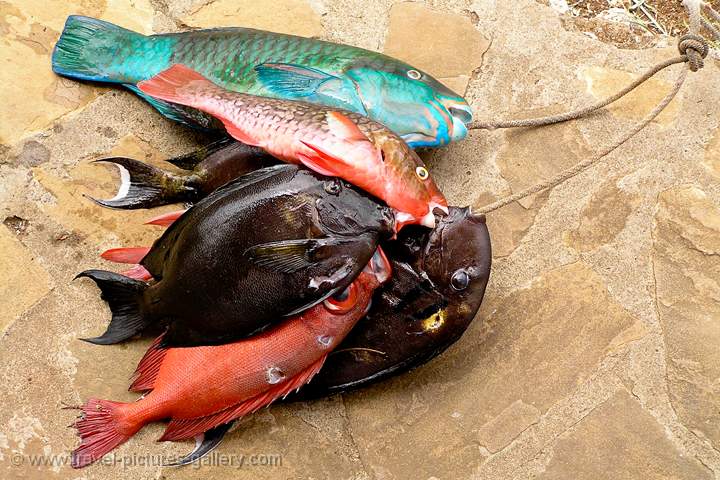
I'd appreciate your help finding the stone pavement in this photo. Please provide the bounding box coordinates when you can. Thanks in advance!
[1,1,718,478]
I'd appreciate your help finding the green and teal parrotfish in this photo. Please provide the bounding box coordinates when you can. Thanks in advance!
[51,15,473,148]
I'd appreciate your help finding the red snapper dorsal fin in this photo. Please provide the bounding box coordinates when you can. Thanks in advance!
[325,111,370,142]
[158,356,327,441]
[129,334,167,392]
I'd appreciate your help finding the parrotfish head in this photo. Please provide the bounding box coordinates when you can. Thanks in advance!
[344,63,473,148]
[371,132,448,231]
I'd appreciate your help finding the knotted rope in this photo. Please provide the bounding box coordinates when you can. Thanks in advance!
[472,0,716,215]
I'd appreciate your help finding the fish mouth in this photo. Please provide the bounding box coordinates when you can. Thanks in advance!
[445,103,473,141]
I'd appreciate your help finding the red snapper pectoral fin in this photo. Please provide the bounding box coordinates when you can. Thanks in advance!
[158,356,327,442]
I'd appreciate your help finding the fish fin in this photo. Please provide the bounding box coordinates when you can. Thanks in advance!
[165,137,237,170]
[255,63,338,98]
[163,422,234,466]
[139,65,263,147]
[325,111,370,142]
[125,84,207,127]
[52,16,142,83]
[245,238,335,273]
[121,265,153,281]
[101,247,151,264]
[75,270,150,345]
[145,209,187,227]
[70,398,138,468]
[129,334,167,392]
[159,356,327,441]
[297,139,349,177]
[88,157,197,210]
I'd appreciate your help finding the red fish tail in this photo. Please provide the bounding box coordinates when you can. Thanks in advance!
[121,264,153,281]
[138,65,261,148]
[101,247,150,264]
[71,398,141,468]
[145,209,186,227]
[137,64,219,108]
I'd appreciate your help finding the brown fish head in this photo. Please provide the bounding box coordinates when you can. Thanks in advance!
[284,205,491,399]
[370,131,448,229]
[312,175,395,239]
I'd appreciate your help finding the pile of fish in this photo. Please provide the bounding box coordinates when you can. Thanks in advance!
[53,15,491,468]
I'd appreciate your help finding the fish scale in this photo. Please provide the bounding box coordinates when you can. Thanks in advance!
[53,16,471,146]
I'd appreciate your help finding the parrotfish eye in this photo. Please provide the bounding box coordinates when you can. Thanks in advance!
[415,166,429,180]
[324,283,358,313]
[407,69,422,80]
[450,269,470,291]
[324,179,342,195]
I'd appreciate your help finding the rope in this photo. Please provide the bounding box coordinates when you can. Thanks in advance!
[468,56,687,130]
[472,3,710,215]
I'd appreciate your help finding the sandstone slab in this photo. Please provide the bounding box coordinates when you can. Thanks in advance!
[181,0,323,37]
[653,186,720,448]
[537,390,711,479]
[384,2,489,93]
[579,65,681,126]
[0,227,51,334]
[565,176,640,252]
[342,262,636,478]
[0,0,154,145]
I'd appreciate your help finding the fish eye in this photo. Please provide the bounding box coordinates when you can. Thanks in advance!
[415,166,429,180]
[450,269,470,291]
[324,283,358,313]
[324,179,342,195]
[407,69,422,80]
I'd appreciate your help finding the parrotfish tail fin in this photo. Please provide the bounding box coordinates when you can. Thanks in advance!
[129,334,167,392]
[75,270,151,345]
[71,398,138,468]
[158,356,327,441]
[52,16,142,83]
[89,157,198,210]
[138,65,261,147]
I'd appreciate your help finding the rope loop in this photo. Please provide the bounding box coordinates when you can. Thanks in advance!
[678,34,709,71]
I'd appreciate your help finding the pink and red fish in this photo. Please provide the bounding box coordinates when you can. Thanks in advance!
[137,65,448,231]
[70,248,391,468]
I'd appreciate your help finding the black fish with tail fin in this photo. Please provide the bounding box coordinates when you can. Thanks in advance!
[77,164,394,347]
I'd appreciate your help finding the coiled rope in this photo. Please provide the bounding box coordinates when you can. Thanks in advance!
[473,0,716,215]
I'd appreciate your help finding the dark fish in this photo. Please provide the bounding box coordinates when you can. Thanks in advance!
[290,206,491,398]
[175,207,491,462]
[77,164,394,347]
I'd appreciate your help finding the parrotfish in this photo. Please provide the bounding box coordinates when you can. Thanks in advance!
[52,16,472,148]
[78,164,394,347]
[135,65,448,230]
[70,249,391,468]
